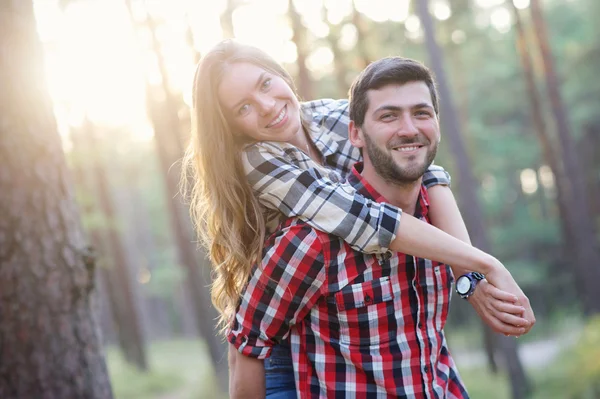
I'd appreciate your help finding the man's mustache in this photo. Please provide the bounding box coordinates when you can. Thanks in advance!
[387,135,431,148]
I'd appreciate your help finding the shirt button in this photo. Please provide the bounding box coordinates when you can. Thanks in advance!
[365,295,372,303]
[418,322,423,329]
[423,366,429,373]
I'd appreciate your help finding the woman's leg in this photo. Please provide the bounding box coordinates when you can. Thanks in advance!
[264,341,296,399]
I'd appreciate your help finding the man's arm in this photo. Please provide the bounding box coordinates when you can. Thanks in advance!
[228,222,327,358]
[229,344,265,399]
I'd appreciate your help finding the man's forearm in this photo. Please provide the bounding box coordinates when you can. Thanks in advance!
[229,345,266,399]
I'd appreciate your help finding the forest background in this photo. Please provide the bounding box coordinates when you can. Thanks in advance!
[1,0,599,398]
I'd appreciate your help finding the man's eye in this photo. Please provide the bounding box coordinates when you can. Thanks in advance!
[261,78,272,90]
[238,104,250,115]
[381,113,395,120]
[416,110,432,117]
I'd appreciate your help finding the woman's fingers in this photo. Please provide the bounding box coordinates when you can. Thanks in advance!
[491,300,525,316]
[486,284,519,303]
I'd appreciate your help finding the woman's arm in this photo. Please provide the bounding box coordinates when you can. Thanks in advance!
[229,345,265,399]
[426,186,531,335]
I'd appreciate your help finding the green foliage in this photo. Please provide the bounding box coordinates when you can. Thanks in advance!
[530,317,600,399]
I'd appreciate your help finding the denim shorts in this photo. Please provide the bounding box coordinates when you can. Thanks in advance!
[264,342,296,399]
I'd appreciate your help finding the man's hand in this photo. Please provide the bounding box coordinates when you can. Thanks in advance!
[467,279,531,336]
[482,267,536,335]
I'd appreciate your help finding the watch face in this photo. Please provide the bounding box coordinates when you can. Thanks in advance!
[456,276,471,295]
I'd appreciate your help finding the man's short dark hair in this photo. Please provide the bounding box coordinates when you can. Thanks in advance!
[348,57,439,128]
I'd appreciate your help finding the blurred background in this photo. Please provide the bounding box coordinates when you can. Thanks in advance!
[32,0,599,398]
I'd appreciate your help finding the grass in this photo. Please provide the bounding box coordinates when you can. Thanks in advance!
[106,340,226,399]
[106,317,600,399]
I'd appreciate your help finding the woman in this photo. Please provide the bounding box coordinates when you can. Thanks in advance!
[182,40,533,398]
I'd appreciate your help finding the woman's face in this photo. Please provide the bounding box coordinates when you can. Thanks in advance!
[217,62,303,144]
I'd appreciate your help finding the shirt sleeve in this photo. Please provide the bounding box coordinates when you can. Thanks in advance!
[227,223,327,359]
[422,164,451,188]
[242,143,402,254]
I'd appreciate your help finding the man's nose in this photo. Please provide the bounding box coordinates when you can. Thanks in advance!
[395,114,419,136]
[257,95,276,116]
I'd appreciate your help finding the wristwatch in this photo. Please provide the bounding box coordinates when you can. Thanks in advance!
[455,272,485,299]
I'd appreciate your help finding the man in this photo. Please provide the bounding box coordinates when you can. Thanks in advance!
[228,57,532,398]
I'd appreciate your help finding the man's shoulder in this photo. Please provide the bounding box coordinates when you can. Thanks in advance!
[265,218,329,248]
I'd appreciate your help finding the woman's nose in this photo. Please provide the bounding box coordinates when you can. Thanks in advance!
[257,95,276,116]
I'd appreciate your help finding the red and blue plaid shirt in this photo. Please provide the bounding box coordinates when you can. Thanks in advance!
[229,163,468,398]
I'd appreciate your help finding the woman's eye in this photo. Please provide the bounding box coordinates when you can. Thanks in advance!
[261,78,272,90]
[238,104,250,115]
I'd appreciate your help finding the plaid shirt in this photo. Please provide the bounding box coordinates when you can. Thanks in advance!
[242,99,451,254]
[229,164,468,398]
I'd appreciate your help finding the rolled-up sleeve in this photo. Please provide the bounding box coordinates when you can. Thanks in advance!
[242,143,402,254]
[423,164,451,188]
[227,223,326,359]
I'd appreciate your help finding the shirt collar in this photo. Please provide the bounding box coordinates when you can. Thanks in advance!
[348,163,430,219]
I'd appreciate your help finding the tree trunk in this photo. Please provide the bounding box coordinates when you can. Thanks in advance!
[125,3,229,391]
[512,4,575,271]
[288,0,314,100]
[414,1,531,398]
[220,0,236,39]
[0,1,113,397]
[81,122,149,371]
[351,0,372,69]
[69,131,134,358]
[529,0,600,315]
[324,13,350,98]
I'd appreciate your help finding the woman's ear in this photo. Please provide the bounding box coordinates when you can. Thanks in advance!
[348,120,365,149]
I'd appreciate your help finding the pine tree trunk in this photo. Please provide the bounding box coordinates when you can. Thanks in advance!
[220,0,237,39]
[325,22,349,98]
[288,0,314,100]
[529,0,600,315]
[0,1,113,397]
[351,0,371,69]
[512,4,575,276]
[414,0,531,397]
[82,122,148,371]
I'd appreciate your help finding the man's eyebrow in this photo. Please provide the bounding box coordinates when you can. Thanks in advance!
[373,105,403,113]
[413,103,434,110]
[373,103,434,114]
[230,71,267,111]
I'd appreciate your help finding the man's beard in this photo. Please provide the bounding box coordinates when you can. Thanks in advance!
[363,129,438,186]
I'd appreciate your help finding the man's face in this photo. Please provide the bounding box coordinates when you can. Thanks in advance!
[355,82,440,185]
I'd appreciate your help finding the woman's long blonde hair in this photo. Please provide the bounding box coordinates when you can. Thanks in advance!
[181,40,302,332]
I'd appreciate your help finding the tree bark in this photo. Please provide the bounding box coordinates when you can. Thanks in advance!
[0,1,113,397]
[123,2,229,391]
[414,1,531,397]
[80,122,149,371]
[529,0,600,315]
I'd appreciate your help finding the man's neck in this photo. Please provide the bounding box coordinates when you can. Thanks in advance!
[361,164,422,216]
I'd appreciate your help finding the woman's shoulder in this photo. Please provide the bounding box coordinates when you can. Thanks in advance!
[302,99,349,122]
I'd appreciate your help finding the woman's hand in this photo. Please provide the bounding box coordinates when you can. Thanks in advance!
[484,267,536,335]
[467,279,531,336]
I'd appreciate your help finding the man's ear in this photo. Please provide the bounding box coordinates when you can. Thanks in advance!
[349,120,365,149]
